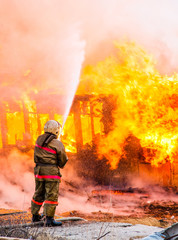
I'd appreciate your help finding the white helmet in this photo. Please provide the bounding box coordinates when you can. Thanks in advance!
[44,120,61,136]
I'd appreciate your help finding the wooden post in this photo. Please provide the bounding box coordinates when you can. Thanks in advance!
[0,103,8,148]
[22,102,32,146]
[73,100,83,153]
[90,102,95,143]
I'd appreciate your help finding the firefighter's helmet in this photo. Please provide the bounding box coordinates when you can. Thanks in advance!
[44,120,61,136]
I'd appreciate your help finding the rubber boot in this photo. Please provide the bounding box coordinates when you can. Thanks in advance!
[45,216,62,227]
[32,214,42,222]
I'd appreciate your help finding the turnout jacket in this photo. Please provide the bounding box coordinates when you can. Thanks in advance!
[34,132,68,181]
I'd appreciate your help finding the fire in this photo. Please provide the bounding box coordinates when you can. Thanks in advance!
[0,95,77,152]
[1,40,178,174]
[55,114,77,153]
[92,190,124,196]
[77,41,178,169]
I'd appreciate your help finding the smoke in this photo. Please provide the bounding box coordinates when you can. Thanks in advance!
[78,0,178,74]
[1,0,177,92]
[0,150,34,209]
[0,0,85,115]
[0,149,112,214]
[0,0,177,112]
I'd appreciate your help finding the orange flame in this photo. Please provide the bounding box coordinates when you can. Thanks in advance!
[77,41,178,169]
[1,41,178,170]
[0,96,77,152]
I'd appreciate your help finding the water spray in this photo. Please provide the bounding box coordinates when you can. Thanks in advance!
[59,98,74,140]
[59,116,66,140]
[58,59,84,141]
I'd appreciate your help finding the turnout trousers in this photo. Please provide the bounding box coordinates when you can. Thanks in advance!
[31,179,59,217]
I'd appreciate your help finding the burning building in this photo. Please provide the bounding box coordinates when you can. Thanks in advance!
[0,42,178,190]
[0,93,177,189]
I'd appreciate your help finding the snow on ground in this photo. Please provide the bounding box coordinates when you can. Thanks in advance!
[30,222,164,240]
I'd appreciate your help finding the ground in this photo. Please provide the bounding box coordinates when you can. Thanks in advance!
[0,190,177,239]
[0,203,177,240]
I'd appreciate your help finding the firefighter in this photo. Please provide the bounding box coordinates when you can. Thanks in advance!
[31,120,68,226]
